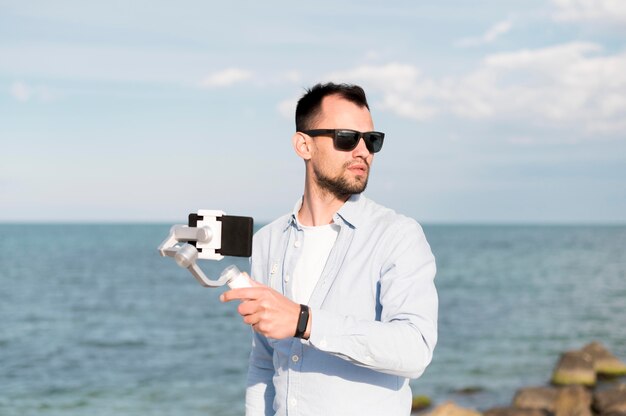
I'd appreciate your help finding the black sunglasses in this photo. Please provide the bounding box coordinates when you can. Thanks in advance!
[302,129,385,154]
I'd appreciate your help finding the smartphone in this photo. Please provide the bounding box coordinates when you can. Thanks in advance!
[188,213,253,257]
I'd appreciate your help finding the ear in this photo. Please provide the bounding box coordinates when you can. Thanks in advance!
[292,132,312,160]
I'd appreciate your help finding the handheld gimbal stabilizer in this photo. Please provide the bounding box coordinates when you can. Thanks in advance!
[158,210,254,288]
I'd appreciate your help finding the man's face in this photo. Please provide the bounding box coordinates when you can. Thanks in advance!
[308,95,375,199]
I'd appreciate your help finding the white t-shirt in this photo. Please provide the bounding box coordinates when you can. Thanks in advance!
[292,222,340,304]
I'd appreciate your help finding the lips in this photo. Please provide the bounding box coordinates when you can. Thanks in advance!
[347,162,368,175]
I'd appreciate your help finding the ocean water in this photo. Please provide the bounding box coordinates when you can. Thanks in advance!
[1,223,625,415]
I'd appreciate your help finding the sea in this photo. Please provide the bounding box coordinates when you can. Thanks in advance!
[1,223,625,415]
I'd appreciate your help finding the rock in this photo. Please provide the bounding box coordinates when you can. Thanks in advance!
[513,387,558,412]
[412,395,432,412]
[593,384,626,415]
[554,385,592,416]
[582,342,626,377]
[552,350,597,386]
[454,386,485,395]
[425,401,482,416]
[484,407,546,416]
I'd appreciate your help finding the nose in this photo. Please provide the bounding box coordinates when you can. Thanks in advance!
[352,137,370,158]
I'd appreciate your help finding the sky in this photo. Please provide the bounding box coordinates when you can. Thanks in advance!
[1,0,625,224]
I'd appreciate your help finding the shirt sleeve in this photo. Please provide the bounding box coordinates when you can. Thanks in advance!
[307,221,438,379]
[245,229,276,415]
[245,331,275,416]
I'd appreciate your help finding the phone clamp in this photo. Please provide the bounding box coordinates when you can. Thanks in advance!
[158,210,253,288]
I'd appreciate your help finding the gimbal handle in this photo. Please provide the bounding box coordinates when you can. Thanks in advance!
[158,224,251,288]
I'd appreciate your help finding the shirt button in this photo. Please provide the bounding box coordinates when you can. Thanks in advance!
[294,240,301,248]
[290,398,297,406]
[291,354,299,363]
[285,274,290,282]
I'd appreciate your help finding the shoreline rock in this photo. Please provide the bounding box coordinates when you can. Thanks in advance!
[413,341,626,416]
[412,395,433,412]
[583,341,626,377]
[424,401,482,416]
[484,407,547,416]
[513,386,558,413]
[554,385,592,416]
[551,350,596,386]
[593,383,626,415]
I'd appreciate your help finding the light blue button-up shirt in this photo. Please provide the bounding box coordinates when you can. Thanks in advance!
[246,194,438,416]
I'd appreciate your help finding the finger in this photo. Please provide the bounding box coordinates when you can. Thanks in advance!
[220,287,260,302]
[243,313,260,326]
[237,299,259,316]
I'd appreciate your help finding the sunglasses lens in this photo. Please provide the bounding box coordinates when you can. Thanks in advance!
[364,132,384,153]
[334,130,360,151]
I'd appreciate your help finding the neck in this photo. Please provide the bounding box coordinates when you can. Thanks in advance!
[298,173,350,227]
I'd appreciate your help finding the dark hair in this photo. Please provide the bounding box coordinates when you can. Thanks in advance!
[295,82,370,131]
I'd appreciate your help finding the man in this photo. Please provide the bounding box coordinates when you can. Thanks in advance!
[221,82,438,415]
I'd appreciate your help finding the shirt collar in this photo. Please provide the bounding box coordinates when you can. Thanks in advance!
[286,197,303,231]
[335,193,363,229]
[285,193,365,231]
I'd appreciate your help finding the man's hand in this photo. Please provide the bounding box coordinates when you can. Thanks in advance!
[220,278,308,339]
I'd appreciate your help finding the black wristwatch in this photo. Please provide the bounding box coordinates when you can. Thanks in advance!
[294,304,309,338]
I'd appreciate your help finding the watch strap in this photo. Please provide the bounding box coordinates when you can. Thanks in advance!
[294,304,309,338]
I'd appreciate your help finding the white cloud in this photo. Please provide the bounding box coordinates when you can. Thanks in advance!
[472,42,626,129]
[0,43,221,85]
[365,50,382,61]
[281,71,302,84]
[455,19,513,47]
[277,97,298,119]
[326,63,440,121]
[10,82,31,102]
[199,68,253,88]
[551,0,626,23]
[10,81,56,102]
[324,42,626,135]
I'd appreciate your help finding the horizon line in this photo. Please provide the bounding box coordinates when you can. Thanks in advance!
[1,220,625,227]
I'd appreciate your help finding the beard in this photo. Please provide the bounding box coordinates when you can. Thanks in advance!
[313,160,369,199]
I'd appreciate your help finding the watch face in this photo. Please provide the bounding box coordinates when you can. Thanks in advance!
[296,305,309,337]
